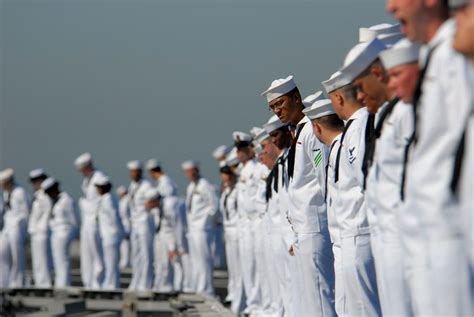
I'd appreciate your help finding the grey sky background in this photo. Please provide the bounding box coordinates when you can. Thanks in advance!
[0,0,391,198]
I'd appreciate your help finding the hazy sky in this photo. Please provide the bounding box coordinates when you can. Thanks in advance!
[0,0,391,197]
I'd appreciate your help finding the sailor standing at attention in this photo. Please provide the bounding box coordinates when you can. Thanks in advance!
[0,168,29,287]
[74,152,105,289]
[182,160,218,297]
[0,194,10,288]
[42,178,78,288]
[127,160,154,291]
[94,174,124,289]
[261,76,336,317]
[27,168,53,288]
[116,185,131,270]
[322,67,381,316]
[232,131,262,314]
[302,99,346,317]
[387,0,473,314]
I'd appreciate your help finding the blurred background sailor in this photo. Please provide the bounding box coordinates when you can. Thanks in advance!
[0,168,30,288]
[43,177,78,288]
[126,160,154,291]
[116,185,131,270]
[27,168,53,288]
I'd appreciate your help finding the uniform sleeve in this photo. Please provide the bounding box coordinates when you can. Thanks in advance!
[202,182,219,218]
[11,188,30,218]
[345,125,366,187]
[304,128,328,196]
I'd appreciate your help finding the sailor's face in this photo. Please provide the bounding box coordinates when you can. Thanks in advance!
[269,95,292,124]
[386,0,426,42]
[453,2,474,60]
[353,73,384,114]
[269,129,286,150]
[220,173,232,187]
[184,168,197,181]
[387,63,420,103]
[129,169,141,182]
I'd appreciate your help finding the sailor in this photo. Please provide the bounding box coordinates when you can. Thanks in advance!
[219,164,245,314]
[254,125,285,316]
[450,0,474,274]
[322,68,381,316]
[74,152,105,289]
[387,0,472,314]
[0,194,10,288]
[43,178,78,288]
[27,168,53,288]
[232,131,262,314]
[262,76,336,317]
[116,185,131,270]
[171,193,191,293]
[363,38,421,315]
[150,189,186,292]
[302,99,346,316]
[182,160,218,297]
[264,114,295,316]
[146,159,178,197]
[0,168,29,287]
[94,174,124,289]
[127,160,154,290]
[343,37,406,315]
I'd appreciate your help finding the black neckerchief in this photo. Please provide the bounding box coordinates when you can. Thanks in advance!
[362,97,400,189]
[335,119,355,183]
[287,122,307,180]
[325,138,339,202]
[400,45,438,200]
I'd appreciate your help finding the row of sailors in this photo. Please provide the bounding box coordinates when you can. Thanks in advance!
[216,1,474,316]
[0,156,221,294]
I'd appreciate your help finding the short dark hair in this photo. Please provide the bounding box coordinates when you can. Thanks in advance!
[150,166,162,173]
[315,114,344,131]
[220,165,234,176]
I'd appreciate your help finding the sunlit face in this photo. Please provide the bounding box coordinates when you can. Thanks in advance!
[453,1,474,60]
[269,93,299,124]
[236,146,252,163]
[387,63,420,103]
[352,71,386,113]
[386,0,430,43]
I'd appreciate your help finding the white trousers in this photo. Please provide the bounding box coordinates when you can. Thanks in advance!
[80,224,104,289]
[188,229,214,297]
[239,220,261,313]
[153,231,174,292]
[101,238,120,289]
[0,232,11,288]
[5,220,27,287]
[51,230,73,288]
[31,233,52,288]
[291,232,336,317]
[405,238,472,316]
[119,237,131,269]
[340,234,381,317]
[254,218,272,313]
[267,231,287,317]
[173,252,193,292]
[372,233,412,316]
[224,227,246,314]
[332,243,345,317]
[129,222,153,291]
